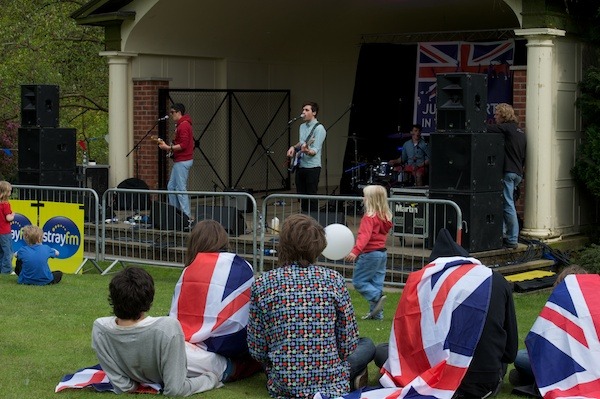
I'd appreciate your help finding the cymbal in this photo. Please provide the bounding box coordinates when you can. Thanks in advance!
[343,135,367,140]
[387,133,407,139]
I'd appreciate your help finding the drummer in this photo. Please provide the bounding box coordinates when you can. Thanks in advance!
[388,124,431,186]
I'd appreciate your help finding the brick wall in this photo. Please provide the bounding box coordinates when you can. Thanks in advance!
[511,67,527,221]
[132,80,170,190]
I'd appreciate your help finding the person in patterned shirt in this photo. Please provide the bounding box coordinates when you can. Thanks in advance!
[247,214,375,399]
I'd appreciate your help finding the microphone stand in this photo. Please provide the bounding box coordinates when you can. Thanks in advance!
[252,119,295,197]
[127,119,163,179]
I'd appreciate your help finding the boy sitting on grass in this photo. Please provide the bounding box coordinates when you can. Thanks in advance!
[14,225,62,285]
[92,267,224,396]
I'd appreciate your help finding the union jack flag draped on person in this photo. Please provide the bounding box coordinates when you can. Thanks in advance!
[526,274,600,399]
[55,364,161,394]
[169,252,254,358]
[314,257,492,399]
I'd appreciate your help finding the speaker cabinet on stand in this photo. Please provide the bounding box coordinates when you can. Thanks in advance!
[436,73,487,133]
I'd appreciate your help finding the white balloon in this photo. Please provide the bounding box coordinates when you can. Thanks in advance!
[322,224,355,261]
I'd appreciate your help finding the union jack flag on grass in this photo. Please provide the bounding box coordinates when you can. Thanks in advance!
[526,274,600,399]
[55,364,161,394]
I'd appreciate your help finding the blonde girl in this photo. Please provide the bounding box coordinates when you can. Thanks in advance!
[0,181,15,274]
[345,185,393,319]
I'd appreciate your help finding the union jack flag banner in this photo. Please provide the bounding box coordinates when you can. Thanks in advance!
[55,364,161,394]
[169,252,254,358]
[526,274,600,399]
[314,257,492,399]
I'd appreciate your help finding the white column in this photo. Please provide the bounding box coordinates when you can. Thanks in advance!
[514,28,565,240]
[100,51,137,188]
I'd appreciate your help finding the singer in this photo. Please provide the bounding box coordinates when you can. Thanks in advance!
[158,103,195,226]
[388,124,430,187]
[286,101,327,212]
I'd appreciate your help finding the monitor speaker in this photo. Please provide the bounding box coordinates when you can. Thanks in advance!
[21,84,59,128]
[196,205,246,237]
[18,127,76,171]
[429,132,504,192]
[152,201,189,231]
[303,210,346,228]
[436,73,487,133]
[428,190,503,253]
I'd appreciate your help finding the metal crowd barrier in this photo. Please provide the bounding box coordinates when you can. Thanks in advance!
[260,193,462,286]
[99,188,258,274]
[10,185,464,286]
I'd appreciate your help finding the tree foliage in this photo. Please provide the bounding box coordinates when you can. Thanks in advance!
[0,0,108,180]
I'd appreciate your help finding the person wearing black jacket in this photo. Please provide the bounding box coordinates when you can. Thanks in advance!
[487,103,527,249]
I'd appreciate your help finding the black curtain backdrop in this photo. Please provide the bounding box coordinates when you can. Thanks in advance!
[340,43,417,194]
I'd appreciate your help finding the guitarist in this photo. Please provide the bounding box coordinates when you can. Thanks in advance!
[286,101,327,212]
[158,103,195,226]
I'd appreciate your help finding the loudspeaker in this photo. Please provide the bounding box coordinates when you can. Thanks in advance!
[224,188,254,213]
[78,165,109,198]
[429,132,504,192]
[436,73,487,133]
[18,127,76,171]
[196,206,246,237]
[115,178,151,211]
[303,210,346,228]
[428,190,503,252]
[21,84,59,128]
[152,201,189,231]
[18,170,77,187]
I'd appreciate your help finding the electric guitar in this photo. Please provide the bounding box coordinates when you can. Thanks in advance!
[151,135,173,159]
[288,123,320,173]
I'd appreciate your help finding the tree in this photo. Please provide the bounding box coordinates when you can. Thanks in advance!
[0,0,108,180]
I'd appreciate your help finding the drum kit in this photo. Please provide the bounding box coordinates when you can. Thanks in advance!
[345,133,414,194]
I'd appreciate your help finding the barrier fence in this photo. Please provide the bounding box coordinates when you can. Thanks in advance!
[11,186,463,286]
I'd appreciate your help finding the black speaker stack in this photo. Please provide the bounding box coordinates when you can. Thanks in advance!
[18,85,77,187]
[429,73,504,252]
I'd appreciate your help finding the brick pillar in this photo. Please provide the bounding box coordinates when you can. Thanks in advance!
[511,67,527,222]
[133,80,170,190]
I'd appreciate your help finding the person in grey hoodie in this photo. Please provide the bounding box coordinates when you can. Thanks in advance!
[92,267,223,396]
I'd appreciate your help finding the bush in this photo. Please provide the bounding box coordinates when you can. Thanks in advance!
[570,244,600,274]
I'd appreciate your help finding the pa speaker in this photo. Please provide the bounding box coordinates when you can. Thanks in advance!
[18,170,77,187]
[18,127,76,171]
[196,206,245,237]
[429,132,504,192]
[436,73,487,133]
[21,85,59,128]
[428,190,503,253]
[115,178,151,211]
[303,210,346,228]
[152,201,189,231]
[78,165,109,198]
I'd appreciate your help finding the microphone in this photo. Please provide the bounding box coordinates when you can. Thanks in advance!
[158,115,169,121]
[288,113,305,124]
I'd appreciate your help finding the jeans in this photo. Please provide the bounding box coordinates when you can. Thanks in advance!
[352,250,387,304]
[0,233,13,274]
[167,159,193,218]
[295,167,321,212]
[514,348,534,381]
[347,337,376,382]
[502,172,522,244]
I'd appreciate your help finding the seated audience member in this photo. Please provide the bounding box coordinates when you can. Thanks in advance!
[169,220,260,380]
[508,265,587,397]
[247,214,375,399]
[92,267,223,396]
[375,228,518,399]
[14,225,62,285]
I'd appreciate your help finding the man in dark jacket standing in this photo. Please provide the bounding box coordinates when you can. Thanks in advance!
[487,103,527,249]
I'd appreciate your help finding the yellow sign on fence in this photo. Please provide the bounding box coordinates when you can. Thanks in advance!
[11,200,84,274]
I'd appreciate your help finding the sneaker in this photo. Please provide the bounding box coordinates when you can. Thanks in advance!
[370,295,387,316]
[352,368,369,391]
[503,239,518,249]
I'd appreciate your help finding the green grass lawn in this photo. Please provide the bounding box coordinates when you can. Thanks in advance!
[0,265,549,399]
